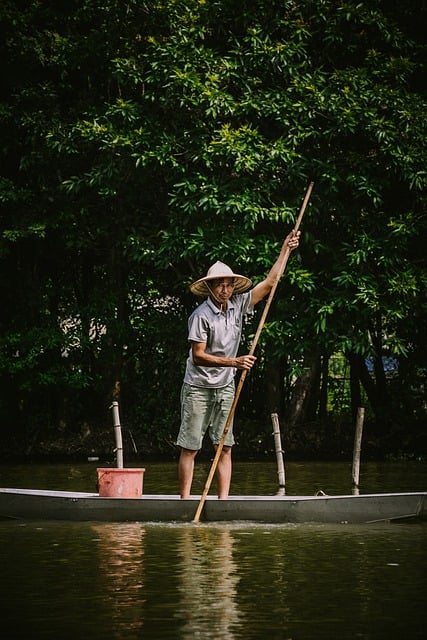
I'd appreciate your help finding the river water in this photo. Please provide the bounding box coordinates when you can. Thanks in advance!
[0,460,426,639]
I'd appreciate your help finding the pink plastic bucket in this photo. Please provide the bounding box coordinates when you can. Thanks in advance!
[97,468,145,498]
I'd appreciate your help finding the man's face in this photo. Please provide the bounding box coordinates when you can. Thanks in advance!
[211,277,235,304]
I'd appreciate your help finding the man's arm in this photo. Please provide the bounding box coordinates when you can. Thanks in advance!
[250,230,300,306]
[191,342,256,370]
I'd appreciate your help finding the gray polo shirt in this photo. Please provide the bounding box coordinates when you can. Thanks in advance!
[184,292,253,388]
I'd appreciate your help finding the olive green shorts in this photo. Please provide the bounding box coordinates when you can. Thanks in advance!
[176,382,235,450]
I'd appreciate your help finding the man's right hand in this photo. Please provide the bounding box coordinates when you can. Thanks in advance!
[234,355,257,370]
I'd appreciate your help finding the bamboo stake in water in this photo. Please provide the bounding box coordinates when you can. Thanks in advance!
[271,412,286,495]
[352,407,365,495]
[193,181,314,523]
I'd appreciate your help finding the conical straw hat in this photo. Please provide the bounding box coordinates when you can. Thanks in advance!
[190,261,252,297]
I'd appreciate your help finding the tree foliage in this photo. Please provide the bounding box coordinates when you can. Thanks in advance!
[0,0,426,458]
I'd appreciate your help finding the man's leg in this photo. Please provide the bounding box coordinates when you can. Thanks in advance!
[178,447,198,499]
[215,445,232,499]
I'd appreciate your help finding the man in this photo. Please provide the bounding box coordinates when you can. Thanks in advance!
[177,230,300,498]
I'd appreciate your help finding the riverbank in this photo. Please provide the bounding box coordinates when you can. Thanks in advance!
[0,416,425,464]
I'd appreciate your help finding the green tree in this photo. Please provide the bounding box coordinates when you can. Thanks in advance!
[0,0,425,458]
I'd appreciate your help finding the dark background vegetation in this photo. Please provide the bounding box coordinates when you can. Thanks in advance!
[1,1,426,462]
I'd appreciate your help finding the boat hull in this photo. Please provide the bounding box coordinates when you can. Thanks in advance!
[0,488,425,524]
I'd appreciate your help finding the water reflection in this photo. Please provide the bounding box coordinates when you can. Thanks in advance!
[177,526,241,639]
[91,523,146,635]
[0,518,425,639]
[89,523,242,638]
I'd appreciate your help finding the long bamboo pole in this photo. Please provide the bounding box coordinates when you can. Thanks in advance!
[192,181,314,522]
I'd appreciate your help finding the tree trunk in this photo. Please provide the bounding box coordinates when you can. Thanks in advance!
[265,355,286,414]
[286,355,320,428]
[348,352,363,420]
[318,354,329,422]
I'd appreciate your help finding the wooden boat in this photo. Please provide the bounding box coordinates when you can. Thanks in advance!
[0,487,425,524]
